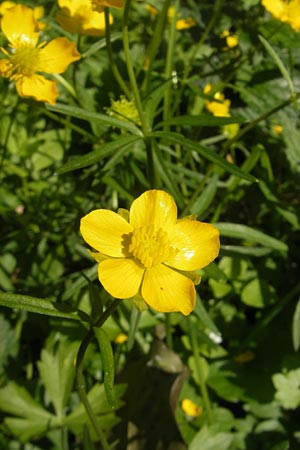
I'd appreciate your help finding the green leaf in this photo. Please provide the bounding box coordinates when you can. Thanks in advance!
[292,297,300,351]
[94,328,116,409]
[0,293,87,321]
[214,223,288,253]
[190,174,219,217]
[272,369,300,409]
[37,341,78,418]
[241,278,278,308]
[57,135,142,174]
[259,35,295,97]
[157,114,247,128]
[151,131,258,182]
[189,425,233,450]
[46,103,142,135]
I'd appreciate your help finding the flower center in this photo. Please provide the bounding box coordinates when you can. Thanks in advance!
[7,40,40,78]
[128,225,176,268]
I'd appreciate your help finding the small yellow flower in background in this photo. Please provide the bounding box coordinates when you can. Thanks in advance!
[80,190,220,316]
[272,124,283,134]
[56,0,113,36]
[262,0,300,32]
[220,30,239,49]
[146,4,196,30]
[107,96,141,125]
[0,1,45,29]
[0,4,80,104]
[114,333,128,344]
[204,84,231,117]
[91,0,124,13]
[181,398,203,417]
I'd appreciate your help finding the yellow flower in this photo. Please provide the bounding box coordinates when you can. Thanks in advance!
[0,1,45,29]
[262,0,300,32]
[56,0,112,36]
[114,333,128,344]
[181,399,203,417]
[0,4,80,104]
[146,4,196,30]
[204,84,231,117]
[91,0,124,13]
[220,30,238,49]
[272,124,283,134]
[80,190,220,316]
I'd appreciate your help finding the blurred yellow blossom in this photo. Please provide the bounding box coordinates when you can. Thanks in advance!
[91,0,124,13]
[56,0,112,36]
[114,333,128,344]
[0,1,45,29]
[262,0,300,31]
[181,399,203,417]
[80,190,220,316]
[220,30,238,49]
[272,124,283,134]
[204,84,231,117]
[0,4,80,104]
[234,350,255,363]
[146,4,196,30]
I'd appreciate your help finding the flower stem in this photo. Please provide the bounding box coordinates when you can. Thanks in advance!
[188,316,213,425]
[104,7,131,99]
[122,0,148,136]
[75,299,120,449]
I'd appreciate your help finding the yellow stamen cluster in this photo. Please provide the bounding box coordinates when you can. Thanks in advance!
[129,225,176,268]
[5,43,41,79]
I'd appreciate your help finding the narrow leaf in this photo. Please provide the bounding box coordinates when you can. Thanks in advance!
[157,114,247,128]
[214,223,288,253]
[46,103,142,135]
[151,131,258,182]
[94,328,116,409]
[0,293,86,321]
[57,135,141,174]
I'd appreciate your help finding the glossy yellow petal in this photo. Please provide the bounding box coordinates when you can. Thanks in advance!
[0,2,16,15]
[38,38,80,74]
[15,75,58,104]
[81,11,110,36]
[98,259,144,298]
[1,4,39,46]
[92,0,124,11]
[167,221,220,271]
[130,190,177,231]
[142,264,196,315]
[80,209,133,257]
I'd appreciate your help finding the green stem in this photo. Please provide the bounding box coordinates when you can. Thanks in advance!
[0,98,19,176]
[163,0,179,130]
[122,0,148,136]
[104,7,131,98]
[188,317,213,425]
[75,299,120,449]
[143,0,172,93]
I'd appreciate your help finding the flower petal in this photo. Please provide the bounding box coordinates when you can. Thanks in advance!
[1,4,39,46]
[80,209,133,257]
[142,264,196,315]
[167,220,220,271]
[98,259,144,298]
[130,190,177,230]
[38,37,80,74]
[16,75,58,104]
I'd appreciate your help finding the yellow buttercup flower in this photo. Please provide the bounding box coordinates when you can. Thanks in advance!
[56,0,113,36]
[272,124,283,134]
[0,1,45,29]
[91,0,124,13]
[181,399,203,417]
[80,190,220,316]
[107,96,141,125]
[114,333,128,344]
[220,30,238,49]
[146,4,196,30]
[0,4,81,104]
[262,0,300,32]
[204,84,231,117]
